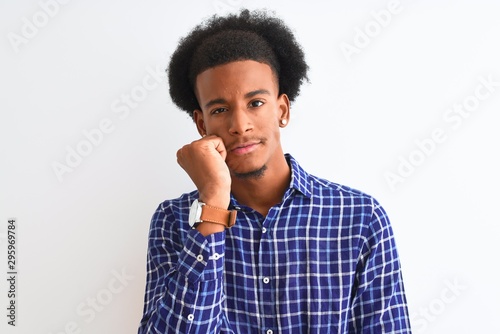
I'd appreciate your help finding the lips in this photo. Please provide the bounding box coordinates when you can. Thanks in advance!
[229,141,261,155]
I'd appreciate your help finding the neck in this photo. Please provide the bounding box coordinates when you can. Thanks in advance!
[230,154,291,216]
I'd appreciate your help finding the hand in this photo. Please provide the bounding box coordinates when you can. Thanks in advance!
[176,135,231,209]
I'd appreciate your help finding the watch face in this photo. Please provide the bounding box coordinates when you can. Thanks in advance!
[189,199,201,227]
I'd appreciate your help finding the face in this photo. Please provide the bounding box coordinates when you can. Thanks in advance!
[193,60,290,178]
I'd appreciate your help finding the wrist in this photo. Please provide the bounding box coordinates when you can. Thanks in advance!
[199,193,230,209]
[189,199,237,236]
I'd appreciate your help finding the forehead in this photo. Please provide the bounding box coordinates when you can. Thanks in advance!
[194,60,278,101]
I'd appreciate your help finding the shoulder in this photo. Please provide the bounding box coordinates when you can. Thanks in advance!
[310,173,372,198]
[308,174,393,240]
[308,173,380,208]
[307,172,391,225]
[288,153,385,217]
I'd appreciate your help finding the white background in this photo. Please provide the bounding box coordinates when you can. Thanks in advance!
[1,0,499,333]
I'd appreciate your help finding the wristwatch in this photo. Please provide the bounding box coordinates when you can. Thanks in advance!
[188,199,237,228]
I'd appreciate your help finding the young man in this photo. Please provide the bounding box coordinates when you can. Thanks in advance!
[138,9,411,333]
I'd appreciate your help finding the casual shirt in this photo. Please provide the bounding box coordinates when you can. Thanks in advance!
[138,154,411,333]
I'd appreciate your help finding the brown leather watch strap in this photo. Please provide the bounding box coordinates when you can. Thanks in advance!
[199,204,237,228]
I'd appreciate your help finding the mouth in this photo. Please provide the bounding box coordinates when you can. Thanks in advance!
[229,141,261,155]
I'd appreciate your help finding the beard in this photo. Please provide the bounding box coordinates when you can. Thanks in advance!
[232,164,267,180]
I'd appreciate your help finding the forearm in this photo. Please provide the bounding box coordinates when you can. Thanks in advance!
[138,229,228,333]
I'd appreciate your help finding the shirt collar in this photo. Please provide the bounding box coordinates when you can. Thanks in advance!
[285,153,312,198]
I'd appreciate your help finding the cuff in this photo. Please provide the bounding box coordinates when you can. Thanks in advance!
[176,228,226,283]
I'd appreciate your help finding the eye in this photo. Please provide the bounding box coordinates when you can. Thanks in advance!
[249,100,264,108]
[211,107,227,115]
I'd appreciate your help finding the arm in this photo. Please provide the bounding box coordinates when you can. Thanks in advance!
[139,135,233,333]
[349,199,412,333]
[137,203,231,333]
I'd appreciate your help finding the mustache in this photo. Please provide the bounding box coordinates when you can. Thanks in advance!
[226,137,266,151]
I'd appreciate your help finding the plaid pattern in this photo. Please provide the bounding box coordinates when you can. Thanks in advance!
[138,154,411,333]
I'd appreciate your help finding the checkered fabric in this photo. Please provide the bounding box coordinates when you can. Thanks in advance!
[138,154,411,333]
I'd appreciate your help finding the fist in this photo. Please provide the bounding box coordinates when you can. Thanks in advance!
[176,135,231,208]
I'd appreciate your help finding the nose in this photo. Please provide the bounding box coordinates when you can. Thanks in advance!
[228,107,253,135]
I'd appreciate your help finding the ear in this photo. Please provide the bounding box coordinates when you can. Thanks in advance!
[277,93,291,127]
[193,109,206,137]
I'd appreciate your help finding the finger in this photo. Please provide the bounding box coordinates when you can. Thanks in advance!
[207,136,227,159]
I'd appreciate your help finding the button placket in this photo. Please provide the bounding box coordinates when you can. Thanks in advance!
[259,210,277,332]
[210,253,220,260]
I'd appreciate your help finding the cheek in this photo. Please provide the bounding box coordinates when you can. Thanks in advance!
[204,121,221,135]
[273,126,282,141]
[264,123,281,142]
[200,115,216,133]
[205,122,230,139]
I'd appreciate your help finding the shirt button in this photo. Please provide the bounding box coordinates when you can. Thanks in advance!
[263,277,270,284]
[212,253,220,260]
[196,255,203,262]
[262,227,267,233]
[266,330,273,334]
[187,314,194,321]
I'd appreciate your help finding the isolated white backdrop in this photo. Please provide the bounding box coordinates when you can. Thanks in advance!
[1,0,499,333]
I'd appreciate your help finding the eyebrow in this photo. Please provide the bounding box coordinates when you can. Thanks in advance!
[204,89,272,110]
[244,89,271,99]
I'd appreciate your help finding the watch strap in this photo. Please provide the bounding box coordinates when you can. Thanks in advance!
[199,204,237,228]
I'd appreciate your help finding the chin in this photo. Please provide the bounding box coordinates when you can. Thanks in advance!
[231,164,267,180]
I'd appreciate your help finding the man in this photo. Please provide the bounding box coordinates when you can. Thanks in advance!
[138,9,411,333]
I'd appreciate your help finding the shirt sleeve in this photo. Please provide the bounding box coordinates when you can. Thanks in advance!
[137,203,232,334]
[349,199,412,333]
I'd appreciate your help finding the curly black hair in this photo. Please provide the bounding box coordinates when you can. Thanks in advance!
[167,9,309,118]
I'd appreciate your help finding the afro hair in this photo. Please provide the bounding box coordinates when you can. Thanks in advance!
[167,9,309,118]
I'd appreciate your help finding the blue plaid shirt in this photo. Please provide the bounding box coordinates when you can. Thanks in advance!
[138,154,411,333]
